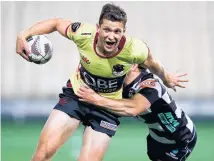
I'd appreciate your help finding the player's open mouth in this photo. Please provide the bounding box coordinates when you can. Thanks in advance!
[105,41,116,48]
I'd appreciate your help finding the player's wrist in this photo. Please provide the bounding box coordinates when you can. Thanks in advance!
[19,30,31,40]
[162,72,171,88]
[96,95,105,107]
[162,74,168,83]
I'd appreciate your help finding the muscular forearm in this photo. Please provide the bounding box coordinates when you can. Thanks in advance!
[77,87,150,117]
[95,97,138,117]
[147,60,168,82]
[143,51,168,83]
[104,109,133,117]
[20,18,62,39]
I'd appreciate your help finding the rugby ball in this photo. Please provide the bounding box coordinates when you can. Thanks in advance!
[26,35,53,64]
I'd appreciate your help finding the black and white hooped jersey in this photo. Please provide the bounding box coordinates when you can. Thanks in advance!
[122,69,195,145]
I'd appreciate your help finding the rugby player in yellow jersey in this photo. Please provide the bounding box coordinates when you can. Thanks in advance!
[16,3,188,161]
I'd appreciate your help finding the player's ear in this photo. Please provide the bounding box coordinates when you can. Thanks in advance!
[123,27,126,33]
[96,24,100,32]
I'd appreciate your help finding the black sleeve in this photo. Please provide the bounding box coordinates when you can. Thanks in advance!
[139,86,160,104]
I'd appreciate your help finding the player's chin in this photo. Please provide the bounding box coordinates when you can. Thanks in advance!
[104,48,113,54]
[104,45,116,53]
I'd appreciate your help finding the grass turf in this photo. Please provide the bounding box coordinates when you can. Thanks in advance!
[2,120,214,161]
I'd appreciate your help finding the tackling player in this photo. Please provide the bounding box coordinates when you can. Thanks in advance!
[16,3,188,161]
[77,64,197,161]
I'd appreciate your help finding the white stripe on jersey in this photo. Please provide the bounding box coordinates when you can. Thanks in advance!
[148,122,164,131]
[149,129,176,144]
[185,114,194,133]
[162,91,172,104]
[175,107,182,118]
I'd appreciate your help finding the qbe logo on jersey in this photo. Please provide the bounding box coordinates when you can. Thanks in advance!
[100,120,118,131]
[80,66,126,93]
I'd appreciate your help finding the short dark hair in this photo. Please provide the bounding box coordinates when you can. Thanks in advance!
[99,3,127,27]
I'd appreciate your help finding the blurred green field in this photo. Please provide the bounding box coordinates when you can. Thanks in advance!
[2,120,214,161]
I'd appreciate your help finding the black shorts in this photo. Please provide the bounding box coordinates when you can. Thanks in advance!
[54,80,120,137]
[147,128,197,161]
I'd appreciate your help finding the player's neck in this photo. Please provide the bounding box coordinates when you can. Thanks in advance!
[96,42,118,57]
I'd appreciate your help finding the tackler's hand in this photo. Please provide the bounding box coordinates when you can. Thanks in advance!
[76,86,102,105]
[163,72,189,92]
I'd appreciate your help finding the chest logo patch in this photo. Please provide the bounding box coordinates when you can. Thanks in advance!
[112,64,124,76]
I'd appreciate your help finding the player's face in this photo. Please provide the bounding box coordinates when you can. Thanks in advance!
[97,19,125,54]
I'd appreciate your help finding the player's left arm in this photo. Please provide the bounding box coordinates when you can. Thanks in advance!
[76,86,151,117]
[141,46,188,91]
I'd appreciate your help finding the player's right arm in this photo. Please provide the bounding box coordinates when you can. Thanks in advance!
[16,18,71,60]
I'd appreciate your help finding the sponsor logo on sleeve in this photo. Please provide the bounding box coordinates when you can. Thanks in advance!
[71,22,81,32]
[140,79,156,88]
[81,33,91,35]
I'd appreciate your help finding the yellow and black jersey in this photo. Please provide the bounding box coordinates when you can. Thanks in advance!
[65,22,149,99]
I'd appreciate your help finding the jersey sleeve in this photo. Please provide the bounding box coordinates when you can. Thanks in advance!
[138,78,162,104]
[132,39,149,64]
[65,22,96,47]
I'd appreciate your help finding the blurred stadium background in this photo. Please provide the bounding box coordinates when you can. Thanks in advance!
[1,1,214,161]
